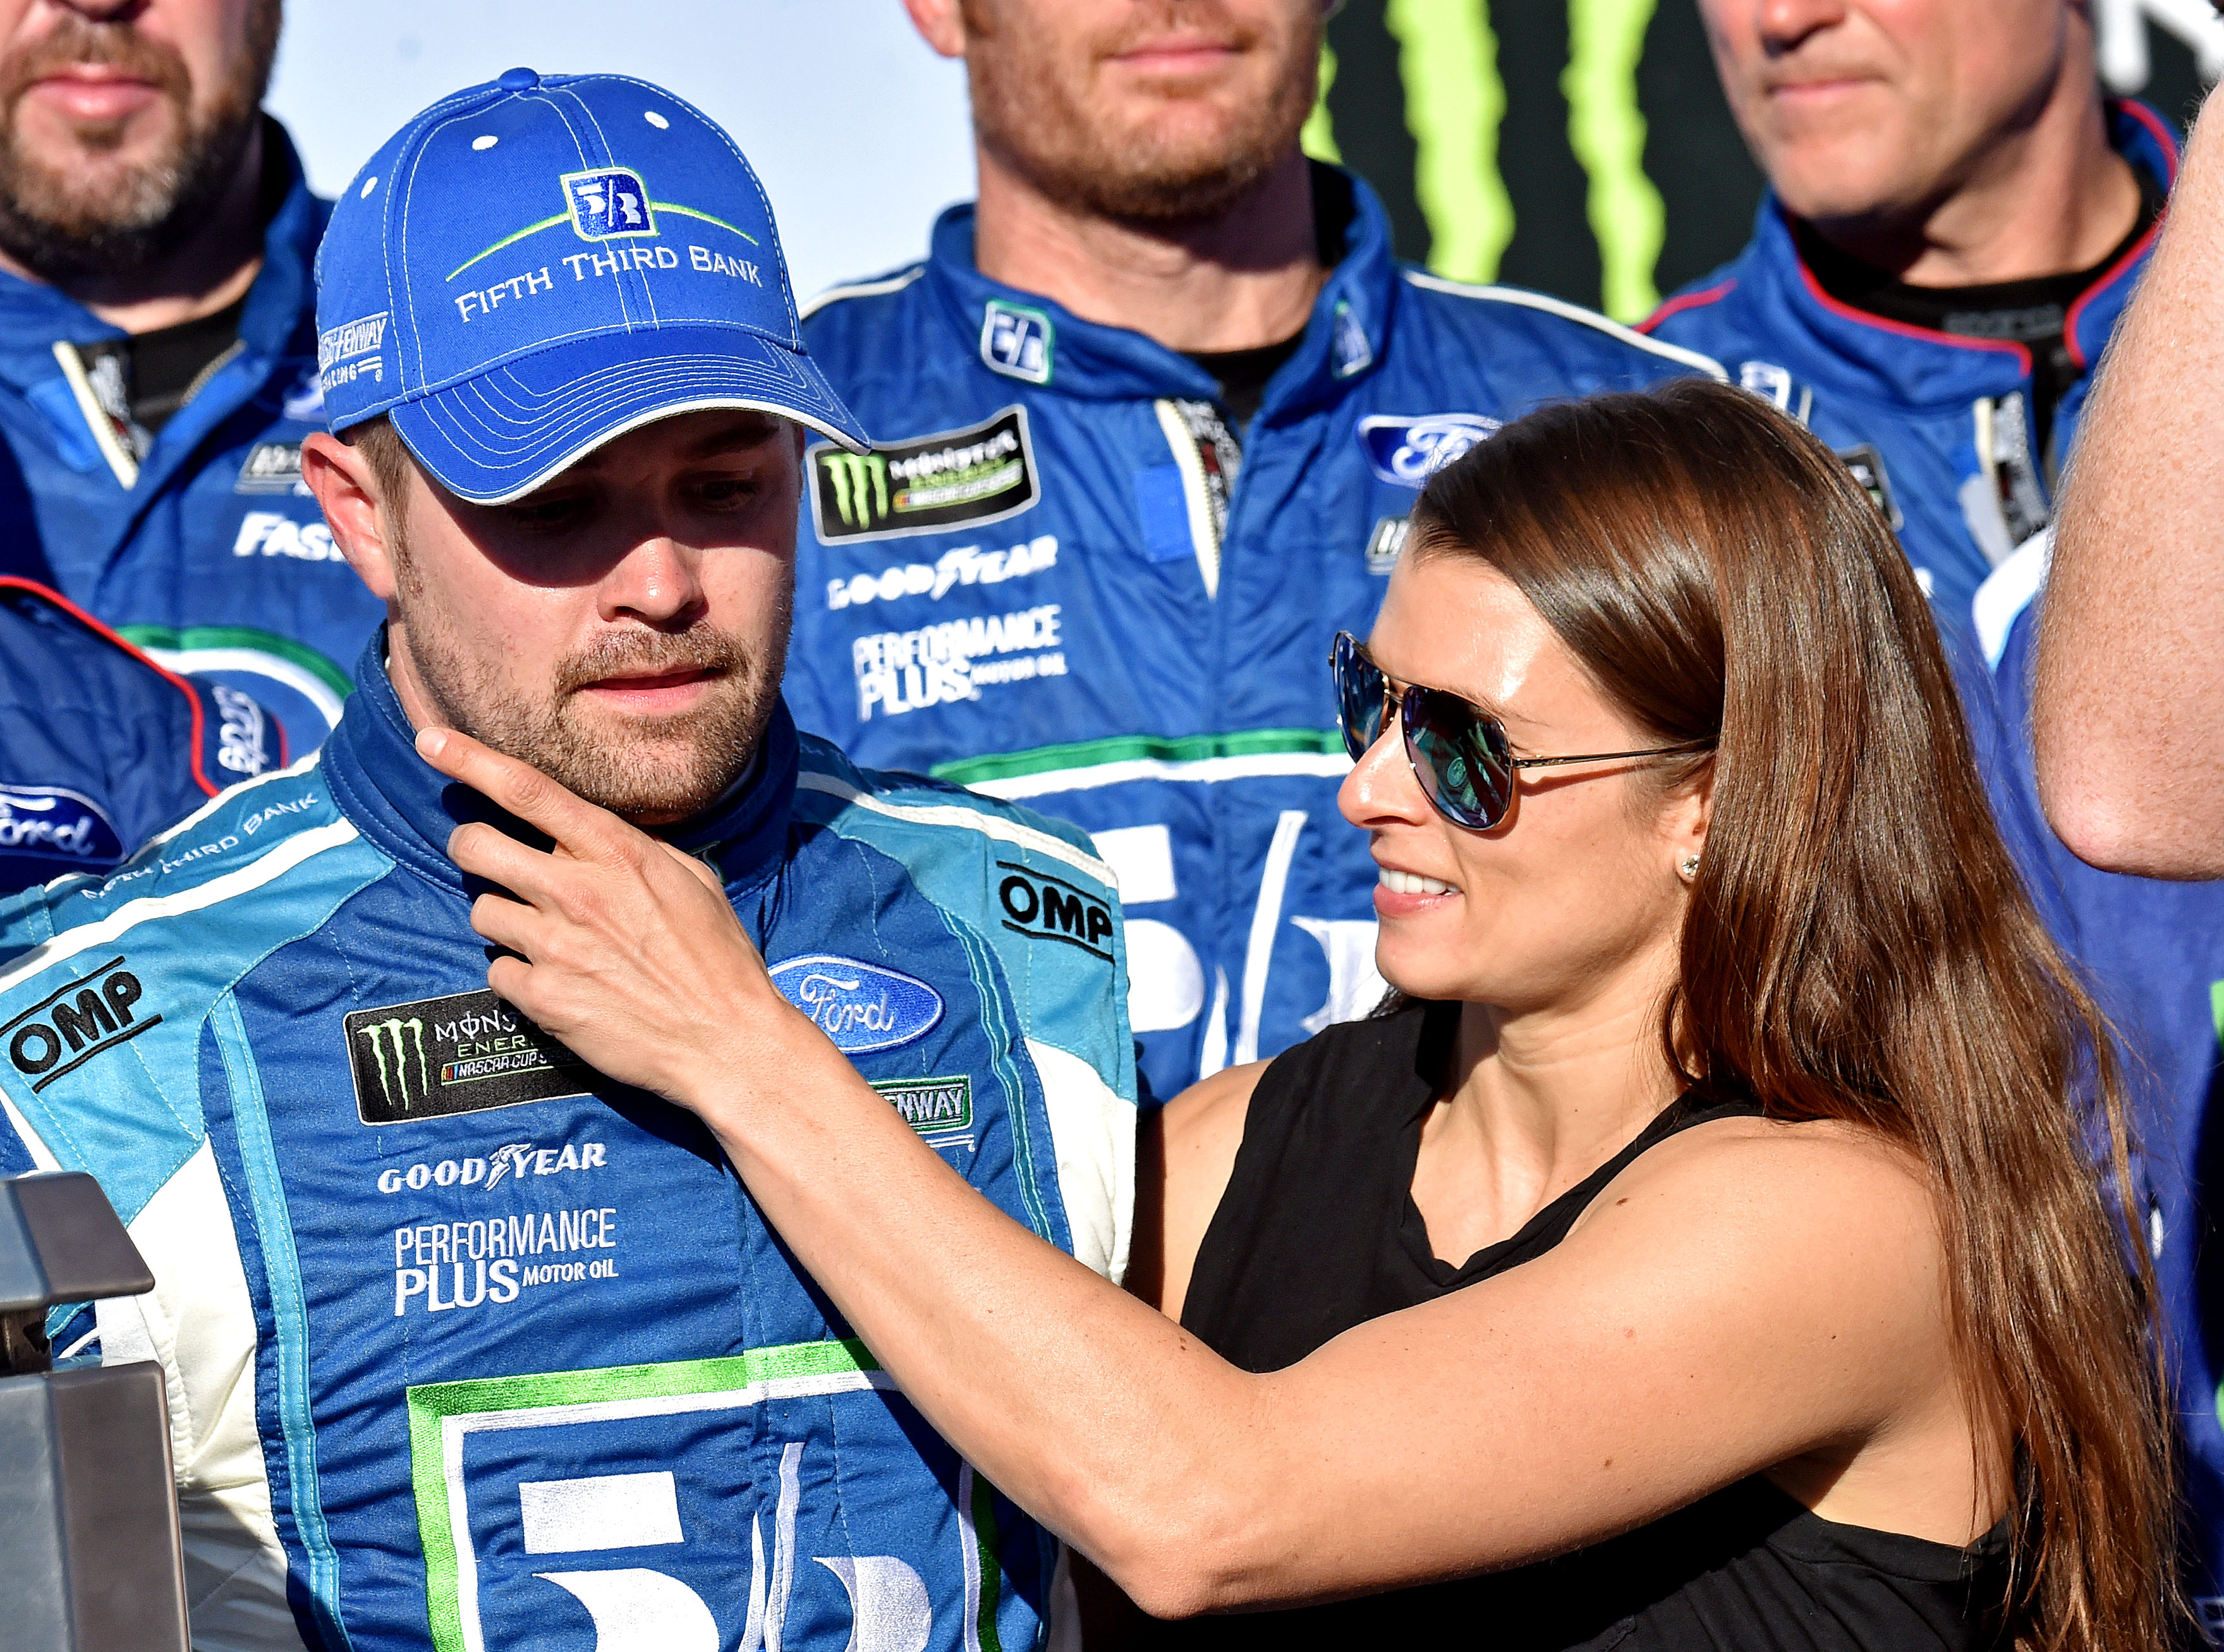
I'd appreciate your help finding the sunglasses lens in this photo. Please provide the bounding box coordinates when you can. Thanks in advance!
[1331,633,1387,762]
[1404,690,1514,830]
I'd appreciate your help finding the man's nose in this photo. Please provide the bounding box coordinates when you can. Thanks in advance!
[1753,0,1847,54]
[599,537,708,629]
[48,0,147,21]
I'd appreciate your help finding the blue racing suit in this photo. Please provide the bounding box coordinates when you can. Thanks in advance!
[1646,101,2224,1623]
[0,576,283,892]
[0,118,379,743]
[0,640,1136,1651]
[789,169,1723,1099]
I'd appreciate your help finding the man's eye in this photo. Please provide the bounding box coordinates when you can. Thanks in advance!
[504,496,591,531]
[693,475,762,508]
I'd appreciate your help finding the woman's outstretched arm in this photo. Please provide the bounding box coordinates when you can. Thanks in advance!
[420,726,1991,1616]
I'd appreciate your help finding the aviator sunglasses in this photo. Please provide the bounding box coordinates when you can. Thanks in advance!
[1331,631,1713,832]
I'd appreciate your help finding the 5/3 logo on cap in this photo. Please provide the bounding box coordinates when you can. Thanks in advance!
[564,167,655,241]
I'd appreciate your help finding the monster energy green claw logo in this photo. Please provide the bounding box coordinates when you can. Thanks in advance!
[824,451,892,529]
[810,408,1040,544]
[360,1017,430,1112]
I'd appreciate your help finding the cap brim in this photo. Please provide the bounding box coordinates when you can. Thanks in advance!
[385,324,871,505]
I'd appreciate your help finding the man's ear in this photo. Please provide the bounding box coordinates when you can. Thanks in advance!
[902,0,965,58]
[301,431,401,604]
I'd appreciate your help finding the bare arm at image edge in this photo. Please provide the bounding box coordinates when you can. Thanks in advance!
[2038,90,2224,877]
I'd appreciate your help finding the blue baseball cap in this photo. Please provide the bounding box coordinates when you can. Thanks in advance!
[313,68,869,504]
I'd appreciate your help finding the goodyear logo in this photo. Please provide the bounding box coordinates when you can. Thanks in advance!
[996,861,1113,963]
[4,956,156,1094]
[563,167,655,241]
[346,988,595,1126]
[871,1076,975,1143]
[810,406,1039,544]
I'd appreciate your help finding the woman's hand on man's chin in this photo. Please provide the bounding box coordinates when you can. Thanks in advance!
[412,723,823,1116]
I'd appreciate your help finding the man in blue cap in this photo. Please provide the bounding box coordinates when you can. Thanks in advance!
[0,70,1134,1651]
[0,0,368,743]
[789,0,1725,1103]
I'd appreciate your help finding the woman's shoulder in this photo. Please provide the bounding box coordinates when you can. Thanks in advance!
[1568,1109,1940,1278]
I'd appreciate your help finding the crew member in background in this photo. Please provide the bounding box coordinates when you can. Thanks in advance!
[0,575,279,896]
[1641,0,2224,1622]
[0,0,370,741]
[787,0,1721,1100]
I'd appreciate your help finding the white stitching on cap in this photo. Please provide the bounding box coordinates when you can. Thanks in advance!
[566,90,657,330]
[587,71,801,341]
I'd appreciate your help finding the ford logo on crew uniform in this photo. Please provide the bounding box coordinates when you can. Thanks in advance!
[1358,412,1504,487]
[770,955,944,1053]
[0,784,125,868]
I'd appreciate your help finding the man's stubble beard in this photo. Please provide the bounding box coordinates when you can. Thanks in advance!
[392,533,790,827]
[0,0,280,284]
[964,0,1318,224]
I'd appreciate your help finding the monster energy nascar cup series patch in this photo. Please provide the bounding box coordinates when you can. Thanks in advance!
[346,989,595,1124]
[809,406,1039,543]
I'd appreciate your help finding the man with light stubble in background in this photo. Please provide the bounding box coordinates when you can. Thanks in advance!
[787,0,1723,1107]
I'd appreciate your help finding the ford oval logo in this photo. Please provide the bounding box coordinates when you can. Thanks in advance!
[769,955,945,1054]
[1356,413,1502,487]
[0,784,125,870]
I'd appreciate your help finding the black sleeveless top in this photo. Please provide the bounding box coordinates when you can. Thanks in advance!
[1159,999,2008,1650]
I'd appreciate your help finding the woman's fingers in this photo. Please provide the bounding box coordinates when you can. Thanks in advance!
[416,726,627,865]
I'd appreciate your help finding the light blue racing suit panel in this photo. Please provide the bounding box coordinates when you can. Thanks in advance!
[790,168,1723,1099]
[0,640,1136,1652]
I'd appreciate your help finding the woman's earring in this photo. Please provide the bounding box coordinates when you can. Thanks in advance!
[1679,854,1700,882]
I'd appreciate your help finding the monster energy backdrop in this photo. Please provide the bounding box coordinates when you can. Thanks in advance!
[1309,1,2215,324]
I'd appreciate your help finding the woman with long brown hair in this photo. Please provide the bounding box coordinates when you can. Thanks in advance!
[417,379,2175,1648]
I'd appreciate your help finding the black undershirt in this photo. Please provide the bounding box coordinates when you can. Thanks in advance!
[1152,1001,2009,1651]
[1176,162,1355,428]
[78,118,291,436]
[1795,162,2165,465]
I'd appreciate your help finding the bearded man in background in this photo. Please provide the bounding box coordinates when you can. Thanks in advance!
[0,0,376,746]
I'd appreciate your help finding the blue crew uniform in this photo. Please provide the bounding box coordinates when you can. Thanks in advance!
[0,119,379,742]
[0,641,1135,1650]
[0,575,282,893]
[1645,100,2224,1621]
[791,169,1723,1098]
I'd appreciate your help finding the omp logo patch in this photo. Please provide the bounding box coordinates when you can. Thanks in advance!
[1357,413,1502,487]
[872,1076,974,1144]
[346,989,595,1125]
[4,956,155,1093]
[996,861,1114,962]
[810,407,1040,544]
[563,167,655,241]
[769,956,943,1054]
